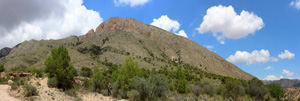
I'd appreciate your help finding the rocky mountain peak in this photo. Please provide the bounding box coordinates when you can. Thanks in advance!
[94,17,151,36]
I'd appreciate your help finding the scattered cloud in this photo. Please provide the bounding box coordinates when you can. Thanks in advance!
[264,75,283,80]
[151,15,188,38]
[278,50,295,59]
[265,66,274,70]
[227,49,270,64]
[175,30,188,38]
[271,57,279,62]
[204,45,214,49]
[283,69,294,76]
[196,5,264,44]
[0,0,103,49]
[151,15,180,33]
[114,0,150,7]
[290,0,300,10]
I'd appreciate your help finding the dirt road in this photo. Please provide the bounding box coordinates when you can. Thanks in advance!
[0,85,20,101]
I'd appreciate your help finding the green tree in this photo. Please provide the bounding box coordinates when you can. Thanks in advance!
[266,83,285,99]
[45,46,76,90]
[0,64,5,72]
[91,67,106,92]
[175,66,188,93]
[111,57,141,92]
[80,67,93,77]
[222,79,245,99]
[248,78,268,99]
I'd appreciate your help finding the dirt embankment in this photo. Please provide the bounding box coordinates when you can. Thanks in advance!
[0,85,20,101]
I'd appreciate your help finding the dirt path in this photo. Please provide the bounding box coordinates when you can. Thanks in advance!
[0,85,20,101]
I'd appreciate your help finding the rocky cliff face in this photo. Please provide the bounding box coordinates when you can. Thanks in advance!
[0,47,11,58]
[0,17,254,80]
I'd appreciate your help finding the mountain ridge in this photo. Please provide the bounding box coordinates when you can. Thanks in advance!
[0,17,254,80]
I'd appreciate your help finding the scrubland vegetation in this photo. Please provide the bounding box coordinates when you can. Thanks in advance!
[0,46,286,100]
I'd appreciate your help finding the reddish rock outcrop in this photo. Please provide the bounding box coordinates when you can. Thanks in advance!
[85,29,95,37]
[94,17,152,36]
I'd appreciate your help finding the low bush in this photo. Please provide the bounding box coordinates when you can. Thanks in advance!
[48,77,58,88]
[204,84,216,97]
[91,68,106,92]
[101,89,108,96]
[0,64,5,72]
[23,83,38,97]
[148,74,168,97]
[80,67,93,77]
[130,76,152,100]
[127,90,140,101]
[64,88,77,97]
[112,81,121,98]
[83,78,92,90]
[248,78,268,99]
[32,68,44,78]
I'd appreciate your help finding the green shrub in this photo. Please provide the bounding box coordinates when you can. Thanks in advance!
[45,46,76,90]
[248,78,268,99]
[130,76,152,100]
[190,84,201,97]
[112,81,121,98]
[92,68,106,92]
[80,67,93,77]
[48,77,58,88]
[148,74,168,97]
[127,90,140,101]
[64,88,77,97]
[0,64,5,72]
[32,68,44,78]
[83,78,92,90]
[176,67,188,94]
[204,84,216,97]
[111,57,141,93]
[11,82,19,90]
[101,89,108,96]
[23,83,38,97]
[222,79,245,99]
[266,83,285,99]
[9,67,27,73]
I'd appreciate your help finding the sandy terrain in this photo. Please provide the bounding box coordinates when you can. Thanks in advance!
[0,85,20,101]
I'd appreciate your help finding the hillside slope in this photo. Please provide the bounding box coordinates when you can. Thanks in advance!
[0,17,254,80]
[264,79,300,89]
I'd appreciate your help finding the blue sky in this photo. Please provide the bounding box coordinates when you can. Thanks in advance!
[0,0,299,80]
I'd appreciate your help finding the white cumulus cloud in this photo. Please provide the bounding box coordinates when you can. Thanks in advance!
[196,5,264,44]
[278,50,295,59]
[283,69,294,76]
[265,66,274,70]
[0,0,103,49]
[114,0,150,7]
[264,75,283,81]
[227,49,270,64]
[175,30,188,38]
[151,15,188,38]
[151,15,180,33]
[290,0,300,10]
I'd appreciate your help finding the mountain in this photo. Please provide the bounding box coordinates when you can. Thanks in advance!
[264,79,300,89]
[0,47,11,58]
[0,17,254,80]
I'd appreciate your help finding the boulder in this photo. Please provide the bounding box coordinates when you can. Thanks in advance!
[8,80,14,86]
